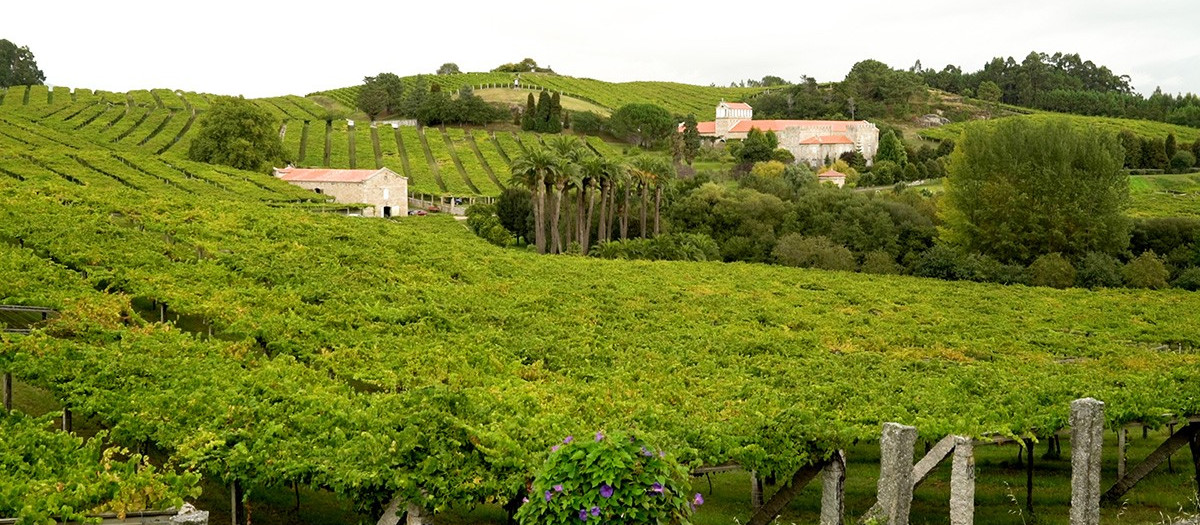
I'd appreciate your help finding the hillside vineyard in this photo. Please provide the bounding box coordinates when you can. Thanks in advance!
[2,81,1200,517]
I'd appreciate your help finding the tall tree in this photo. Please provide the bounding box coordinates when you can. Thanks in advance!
[608,103,674,148]
[943,117,1129,264]
[875,130,907,167]
[521,92,536,131]
[0,39,44,88]
[1166,133,1177,159]
[546,92,563,133]
[187,97,284,173]
[682,114,701,165]
[436,63,461,75]
[509,147,561,254]
[536,91,553,133]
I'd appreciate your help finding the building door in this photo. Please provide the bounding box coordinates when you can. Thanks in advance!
[383,206,392,218]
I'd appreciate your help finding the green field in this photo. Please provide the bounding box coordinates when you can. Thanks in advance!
[1129,173,1200,218]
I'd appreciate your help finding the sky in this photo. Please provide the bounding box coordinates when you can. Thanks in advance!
[4,0,1199,99]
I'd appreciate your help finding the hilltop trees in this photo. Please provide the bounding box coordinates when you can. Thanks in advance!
[357,73,404,120]
[436,63,461,75]
[187,96,285,173]
[492,58,553,73]
[520,91,563,133]
[943,117,1129,264]
[0,39,44,87]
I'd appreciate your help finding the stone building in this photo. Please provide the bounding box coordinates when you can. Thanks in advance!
[691,101,880,167]
[274,167,408,218]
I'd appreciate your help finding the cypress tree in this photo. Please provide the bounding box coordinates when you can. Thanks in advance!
[1166,133,1177,158]
[536,91,553,133]
[522,92,536,131]
[546,92,563,133]
[876,130,907,167]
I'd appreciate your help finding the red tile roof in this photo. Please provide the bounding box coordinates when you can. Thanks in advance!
[275,168,387,183]
[799,135,855,145]
[722,102,753,110]
[681,121,718,134]
[819,170,847,179]
[727,120,867,134]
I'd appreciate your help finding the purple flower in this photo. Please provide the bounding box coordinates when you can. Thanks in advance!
[551,445,560,452]
[658,450,665,458]
[522,497,529,504]
[599,483,614,498]
[578,509,588,521]
[590,506,601,517]
[594,431,605,442]
[641,446,652,457]
[693,493,704,506]
[544,490,553,502]
[554,484,564,492]
[563,435,574,444]
[650,482,663,494]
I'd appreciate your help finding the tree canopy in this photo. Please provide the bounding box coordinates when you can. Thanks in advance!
[187,96,285,173]
[608,103,674,148]
[436,63,461,75]
[0,39,44,88]
[942,117,1130,264]
[356,73,404,119]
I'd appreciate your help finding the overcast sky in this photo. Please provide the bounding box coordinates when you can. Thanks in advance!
[4,0,1198,99]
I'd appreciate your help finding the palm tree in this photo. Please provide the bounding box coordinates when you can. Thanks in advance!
[629,156,673,238]
[577,156,615,253]
[509,147,561,254]
[545,136,590,253]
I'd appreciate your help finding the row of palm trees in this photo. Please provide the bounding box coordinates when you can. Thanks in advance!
[509,136,675,255]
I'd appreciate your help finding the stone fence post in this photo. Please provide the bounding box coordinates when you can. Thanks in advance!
[1070,398,1105,525]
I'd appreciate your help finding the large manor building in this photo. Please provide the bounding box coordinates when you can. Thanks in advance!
[692,101,880,167]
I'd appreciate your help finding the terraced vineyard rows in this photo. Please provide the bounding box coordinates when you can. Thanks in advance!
[312,72,770,118]
[1,84,637,198]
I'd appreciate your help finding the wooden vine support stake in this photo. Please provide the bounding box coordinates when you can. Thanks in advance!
[230,480,245,525]
[745,459,831,525]
[61,404,72,433]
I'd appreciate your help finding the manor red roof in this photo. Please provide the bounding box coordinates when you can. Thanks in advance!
[728,120,865,133]
[275,168,390,183]
[819,170,848,179]
[722,102,753,110]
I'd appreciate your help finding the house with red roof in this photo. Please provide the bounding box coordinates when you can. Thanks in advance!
[274,167,408,218]
[689,101,879,167]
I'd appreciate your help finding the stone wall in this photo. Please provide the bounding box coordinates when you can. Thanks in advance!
[287,170,408,218]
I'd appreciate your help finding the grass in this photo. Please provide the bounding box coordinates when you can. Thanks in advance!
[919,112,1200,144]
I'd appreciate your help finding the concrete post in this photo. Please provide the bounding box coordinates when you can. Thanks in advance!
[406,503,433,525]
[1070,398,1105,525]
[877,422,917,525]
[61,405,71,432]
[230,480,245,525]
[3,372,11,411]
[1118,427,1128,479]
[950,436,975,525]
[750,470,764,510]
[377,496,402,525]
[820,450,845,525]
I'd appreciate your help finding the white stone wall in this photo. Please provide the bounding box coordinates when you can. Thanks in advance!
[286,170,408,218]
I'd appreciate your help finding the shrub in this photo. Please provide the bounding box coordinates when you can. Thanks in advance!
[910,244,965,280]
[591,234,720,262]
[772,234,856,271]
[772,148,795,164]
[516,432,698,525]
[1172,267,1200,291]
[860,250,901,275]
[1123,251,1170,289]
[961,254,1028,285]
[571,111,607,135]
[1076,252,1124,288]
[466,204,514,247]
[1169,150,1196,173]
[1028,253,1076,288]
[749,160,786,179]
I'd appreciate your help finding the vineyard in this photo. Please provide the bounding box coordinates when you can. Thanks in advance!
[2,89,1200,521]
[0,84,630,198]
[919,111,1200,143]
[311,72,771,119]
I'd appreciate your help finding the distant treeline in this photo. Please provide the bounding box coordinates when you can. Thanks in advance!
[919,52,1200,127]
